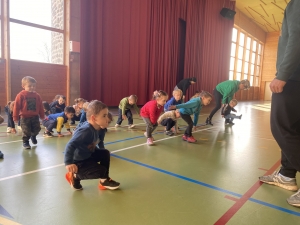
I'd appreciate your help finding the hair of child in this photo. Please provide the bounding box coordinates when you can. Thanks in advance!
[190,77,197,82]
[9,101,15,112]
[199,91,213,99]
[42,101,50,111]
[82,102,89,111]
[173,89,183,97]
[240,79,250,89]
[64,106,76,114]
[230,99,238,104]
[74,98,87,104]
[107,111,113,122]
[86,100,108,120]
[152,90,168,100]
[129,95,138,101]
[22,76,37,86]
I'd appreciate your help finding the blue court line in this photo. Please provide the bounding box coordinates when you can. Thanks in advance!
[111,154,300,217]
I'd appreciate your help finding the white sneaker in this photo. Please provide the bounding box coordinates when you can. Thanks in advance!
[128,124,135,129]
[7,127,12,133]
[17,126,22,131]
[115,124,120,128]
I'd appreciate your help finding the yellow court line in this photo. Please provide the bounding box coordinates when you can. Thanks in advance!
[0,216,22,225]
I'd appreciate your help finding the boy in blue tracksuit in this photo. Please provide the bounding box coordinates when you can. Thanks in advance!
[42,106,75,137]
[169,91,212,143]
[164,89,183,112]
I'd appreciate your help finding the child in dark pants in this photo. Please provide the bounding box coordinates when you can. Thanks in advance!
[115,95,140,129]
[221,99,242,125]
[157,109,181,136]
[0,115,4,158]
[169,91,212,143]
[64,100,120,191]
[13,76,45,149]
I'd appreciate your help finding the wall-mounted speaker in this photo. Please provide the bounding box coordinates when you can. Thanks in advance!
[220,8,236,20]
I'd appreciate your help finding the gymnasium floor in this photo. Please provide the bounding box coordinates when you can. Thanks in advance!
[0,101,300,225]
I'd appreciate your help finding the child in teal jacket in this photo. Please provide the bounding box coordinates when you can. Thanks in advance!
[169,91,212,143]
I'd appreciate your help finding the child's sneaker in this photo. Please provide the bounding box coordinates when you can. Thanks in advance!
[30,136,38,145]
[287,189,300,207]
[65,172,83,190]
[6,127,11,133]
[99,178,120,190]
[17,126,22,131]
[43,131,53,138]
[239,114,242,119]
[182,135,188,141]
[128,124,135,129]
[228,121,235,125]
[225,119,230,124]
[115,124,120,128]
[23,141,31,149]
[147,138,154,145]
[144,132,147,138]
[0,151,3,159]
[259,171,298,191]
[165,130,174,136]
[187,136,197,143]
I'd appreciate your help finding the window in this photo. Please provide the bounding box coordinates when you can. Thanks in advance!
[229,26,264,87]
[9,0,64,64]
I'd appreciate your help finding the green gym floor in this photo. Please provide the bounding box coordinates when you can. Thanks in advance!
[1,101,300,225]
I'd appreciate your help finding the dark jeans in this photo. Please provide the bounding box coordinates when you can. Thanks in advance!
[142,117,158,138]
[116,109,133,125]
[42,119,57,132]
[71,114,81,123]
[180,113,193,137]
[208,89,224,120]
[271,80,300,178]
[75,149,110,180]
[20,116,41,142]
[161,118,176,131]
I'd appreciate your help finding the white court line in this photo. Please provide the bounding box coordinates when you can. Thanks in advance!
[0,126,216,182]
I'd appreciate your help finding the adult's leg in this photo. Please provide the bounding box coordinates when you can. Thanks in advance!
[208,89,223,120]
[271,80,300,178]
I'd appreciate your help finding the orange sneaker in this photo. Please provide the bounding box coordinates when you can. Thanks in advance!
[182,135,188,141]
[65,172,83,190]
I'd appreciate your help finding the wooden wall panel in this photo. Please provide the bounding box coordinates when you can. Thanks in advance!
[234,9,266,43]
[0,60,7,109]
[10,60,67,104]
[260,31,279,99]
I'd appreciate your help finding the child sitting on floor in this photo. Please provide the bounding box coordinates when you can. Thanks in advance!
[221,99,242,125]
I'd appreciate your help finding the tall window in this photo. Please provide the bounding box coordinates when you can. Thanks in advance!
[229,26,264,87]
[9,0,64,64]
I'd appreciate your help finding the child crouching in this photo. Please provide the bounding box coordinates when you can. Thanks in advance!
[64,100,120,190]
[157,109,181,136]
[42,106,75,137]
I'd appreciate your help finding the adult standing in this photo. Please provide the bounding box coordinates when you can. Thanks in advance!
[259,0,300,207]
[174,77,197,102]
[205,79,250,125]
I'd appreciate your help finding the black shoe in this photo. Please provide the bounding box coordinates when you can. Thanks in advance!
[206,118,213,126]
[0,151,3,159]
[70,121,75,125]
[165,130,174,136]
[43,131,53,138]
[23,142,31,149]
[99,178,120,190]
[239,114,242,119]
[30,136,38,145]
[228,121,235,125]
[225,119,230,124]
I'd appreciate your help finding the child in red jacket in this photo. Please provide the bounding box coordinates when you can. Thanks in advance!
[140,90,168,145]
